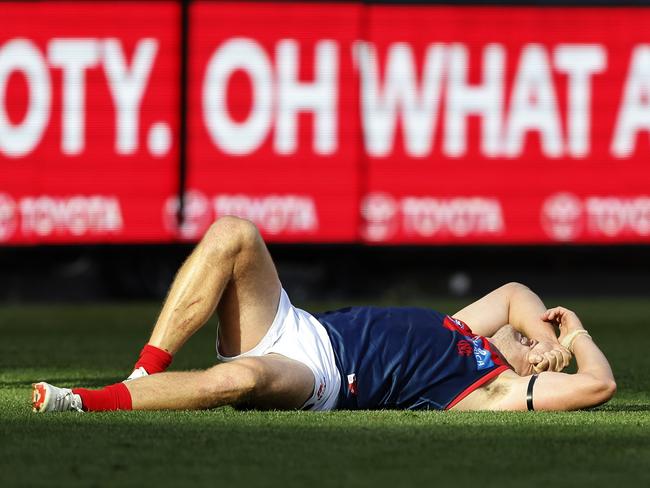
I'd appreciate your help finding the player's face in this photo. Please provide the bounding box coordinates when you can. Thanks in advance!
[512,330,539,376]
[493,326,538,376]
[515,330,536,348]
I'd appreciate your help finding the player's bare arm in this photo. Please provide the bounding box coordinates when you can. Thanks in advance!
[517,306,615,411]
[453,282,572,372]
[454,306,616,411]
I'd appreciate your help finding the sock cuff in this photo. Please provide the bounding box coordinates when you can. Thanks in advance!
[134,344,173,374]
[141,344,173,362]
[111,382,133,410]
[73,382,132,411]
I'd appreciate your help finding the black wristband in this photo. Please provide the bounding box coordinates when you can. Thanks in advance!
[526,374,539,411]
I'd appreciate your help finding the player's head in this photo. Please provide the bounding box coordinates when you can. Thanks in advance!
[489,325,538,376]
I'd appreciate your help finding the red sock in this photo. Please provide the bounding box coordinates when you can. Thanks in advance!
[73,383,132,412]
[134,344,173,374]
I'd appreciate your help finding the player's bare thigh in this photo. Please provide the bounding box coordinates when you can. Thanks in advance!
[234,354,315,410]
[126,353,314,411]
[216,217,281,357]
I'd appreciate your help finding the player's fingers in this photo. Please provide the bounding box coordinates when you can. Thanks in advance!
[545,307,563,323]
[559,348,572,369]
[533,357,550,373]
[553,350,566,372]
[548,306,567,318]
[556,350,566,371]
[544,351,558,372]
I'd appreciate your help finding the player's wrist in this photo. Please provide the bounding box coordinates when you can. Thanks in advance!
[562,319,586,335]
[560,329,591,353]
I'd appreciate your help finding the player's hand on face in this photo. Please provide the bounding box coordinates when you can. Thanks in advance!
[528,339,571,373]
[541,306,583,370]
[530,346,568,373]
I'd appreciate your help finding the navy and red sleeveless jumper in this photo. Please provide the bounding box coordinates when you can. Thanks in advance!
[314,306,509,410]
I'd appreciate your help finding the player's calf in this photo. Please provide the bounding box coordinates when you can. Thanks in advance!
[124,217,263,375]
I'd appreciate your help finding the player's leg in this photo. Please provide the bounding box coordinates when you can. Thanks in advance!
[32,217,309,413]
[149,216,280,354]
[213,219,281,357]
[130,216,281,376]
[34,355,314,412]
[127,355,313,411]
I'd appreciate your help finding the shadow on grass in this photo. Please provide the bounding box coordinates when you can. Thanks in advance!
[1,408,649,488]
[601,403,650,412]
[0,377,121,389]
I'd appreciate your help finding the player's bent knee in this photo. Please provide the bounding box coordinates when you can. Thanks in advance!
[501,281,530,295]
[203,216,260,258]
[232,218,261,252]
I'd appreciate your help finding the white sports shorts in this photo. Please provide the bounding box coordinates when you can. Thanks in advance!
[216,289,341,411]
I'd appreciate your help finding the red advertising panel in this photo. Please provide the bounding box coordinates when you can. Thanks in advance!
[3,2,650,246]
[0,2,179,244]
[185,1,362,242]
[360,6,650,244]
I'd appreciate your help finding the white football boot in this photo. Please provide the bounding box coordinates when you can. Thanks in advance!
[125,366,149,381]
[32,382,84,413]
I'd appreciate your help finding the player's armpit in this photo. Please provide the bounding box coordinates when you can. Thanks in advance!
[497,372,616,411]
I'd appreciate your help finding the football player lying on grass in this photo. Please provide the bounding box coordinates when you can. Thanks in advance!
[32,217,616,413]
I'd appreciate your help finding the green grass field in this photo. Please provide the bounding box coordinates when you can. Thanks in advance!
[1,298,649,487]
